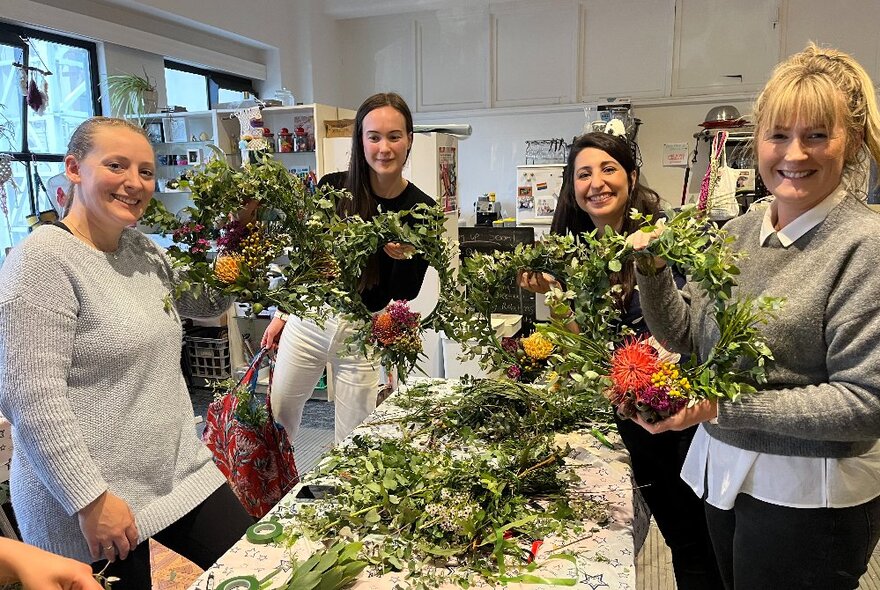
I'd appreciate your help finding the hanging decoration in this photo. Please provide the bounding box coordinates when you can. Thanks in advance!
[13,36,53,116]
[0,155,18,245]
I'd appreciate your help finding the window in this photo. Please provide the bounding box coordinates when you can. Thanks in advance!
[164,61,255,110]
[0,23,100,257]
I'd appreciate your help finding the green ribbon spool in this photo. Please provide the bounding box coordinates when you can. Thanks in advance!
[246,520,283,544]
[215,575,260,590]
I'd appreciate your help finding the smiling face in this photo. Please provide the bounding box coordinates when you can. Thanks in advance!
[757,115,848,217]
[361,105,412,183]
[573,147,636,231]
[65,126,156,230]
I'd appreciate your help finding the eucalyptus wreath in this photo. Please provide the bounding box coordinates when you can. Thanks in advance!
[325,203,459,378]
[142,152,340,318]
[454,205,783,414]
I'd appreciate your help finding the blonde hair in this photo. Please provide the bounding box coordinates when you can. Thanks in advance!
[64,117,151,215]
[753,43,880,181]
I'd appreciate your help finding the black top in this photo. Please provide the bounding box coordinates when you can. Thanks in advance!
[321,172,437,312]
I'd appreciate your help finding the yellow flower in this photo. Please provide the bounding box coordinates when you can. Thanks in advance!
[521,332,553,360]
[214,254,241,284]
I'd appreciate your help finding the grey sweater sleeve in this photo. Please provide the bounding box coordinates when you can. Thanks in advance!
[137,232,232,319]
[634,266,699,356]
[0,291,108,515]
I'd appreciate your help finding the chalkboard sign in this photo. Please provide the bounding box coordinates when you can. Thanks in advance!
[459,227,536,330]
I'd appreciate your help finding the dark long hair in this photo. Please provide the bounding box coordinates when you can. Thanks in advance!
[550,132,661,309]
[339,92,414,291]
[338,92,414,219]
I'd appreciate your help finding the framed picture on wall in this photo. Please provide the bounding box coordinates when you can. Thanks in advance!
[186,148,202,165]
[144,121,164,144]
[162,117,188,143]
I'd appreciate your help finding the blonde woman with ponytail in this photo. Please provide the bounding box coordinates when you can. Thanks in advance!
[629,44,880,588]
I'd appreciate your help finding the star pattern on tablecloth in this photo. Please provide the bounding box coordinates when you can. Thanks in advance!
[278,558,295,572]
[243,547,262,559]
[609,558,623,568]
[581,572,610,589]
[620,547,632,555]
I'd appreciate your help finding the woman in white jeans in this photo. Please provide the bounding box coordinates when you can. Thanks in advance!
[262,92,435,443]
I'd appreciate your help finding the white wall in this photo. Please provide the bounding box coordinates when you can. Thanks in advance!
[337,15,417,110]
[415,99,757,221]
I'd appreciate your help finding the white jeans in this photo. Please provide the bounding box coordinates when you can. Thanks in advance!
[271,312,379,444]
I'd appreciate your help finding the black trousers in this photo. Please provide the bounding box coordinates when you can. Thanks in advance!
[704,492,880,590]
[616,416,724,590]
[91,484,255,590]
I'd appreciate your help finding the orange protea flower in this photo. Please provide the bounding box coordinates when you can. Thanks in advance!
[372,312,397,345]
[610,338,659,396]
[521,332,553,360]
[214,254,242,284]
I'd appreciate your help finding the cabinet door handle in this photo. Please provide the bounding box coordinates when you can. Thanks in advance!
[723,75,744,82]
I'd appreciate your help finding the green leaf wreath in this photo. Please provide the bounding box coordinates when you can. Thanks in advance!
[142,152,341,318]
[454,205,783,421]
[326,202,460,378]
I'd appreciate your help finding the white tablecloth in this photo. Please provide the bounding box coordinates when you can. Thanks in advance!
[189,379,647,590]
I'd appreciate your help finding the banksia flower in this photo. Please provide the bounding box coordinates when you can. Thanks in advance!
[313,248,339,280]
[214,254,242,284]
[371,312,398,345]
[521,332,553,360]
[610,338,658,396]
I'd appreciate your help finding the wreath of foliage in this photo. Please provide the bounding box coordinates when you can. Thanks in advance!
[455,205,783,411]
[326,202,460,377]
[142,152,341,318]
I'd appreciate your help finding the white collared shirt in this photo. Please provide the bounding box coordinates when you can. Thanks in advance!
[682,184,880,510]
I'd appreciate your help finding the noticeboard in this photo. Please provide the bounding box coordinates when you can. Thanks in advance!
[458,227,536,329]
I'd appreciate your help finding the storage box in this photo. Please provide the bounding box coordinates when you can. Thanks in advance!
[184,335,231,380]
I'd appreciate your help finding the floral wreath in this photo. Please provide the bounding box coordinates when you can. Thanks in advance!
[326,202,459,378]
[454,206,783,420]
[142,152,340,318]
[452,232,620,382]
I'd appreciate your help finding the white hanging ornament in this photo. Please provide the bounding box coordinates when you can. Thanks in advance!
[18,66,28,96]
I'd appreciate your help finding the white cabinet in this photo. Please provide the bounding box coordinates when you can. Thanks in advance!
[578,0,674,100]
[416,10,490,112]
[673,0,780,95]
[781,0,880,81]
[492,0,577,107]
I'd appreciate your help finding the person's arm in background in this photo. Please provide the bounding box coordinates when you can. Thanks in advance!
[0,537,102,589]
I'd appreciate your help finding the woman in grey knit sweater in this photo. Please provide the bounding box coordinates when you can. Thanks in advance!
[630,45,880,588]
[0,118,253,588]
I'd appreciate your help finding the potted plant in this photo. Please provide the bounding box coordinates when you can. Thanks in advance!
[105,68,158,123]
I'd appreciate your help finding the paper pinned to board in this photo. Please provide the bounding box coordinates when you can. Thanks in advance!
[413,124,472,138]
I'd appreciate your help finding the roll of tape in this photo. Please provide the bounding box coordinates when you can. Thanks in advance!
[246,520,283,544]
[215,575,260,590]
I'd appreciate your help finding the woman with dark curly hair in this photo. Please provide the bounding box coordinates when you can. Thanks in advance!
[521,131,722,589]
